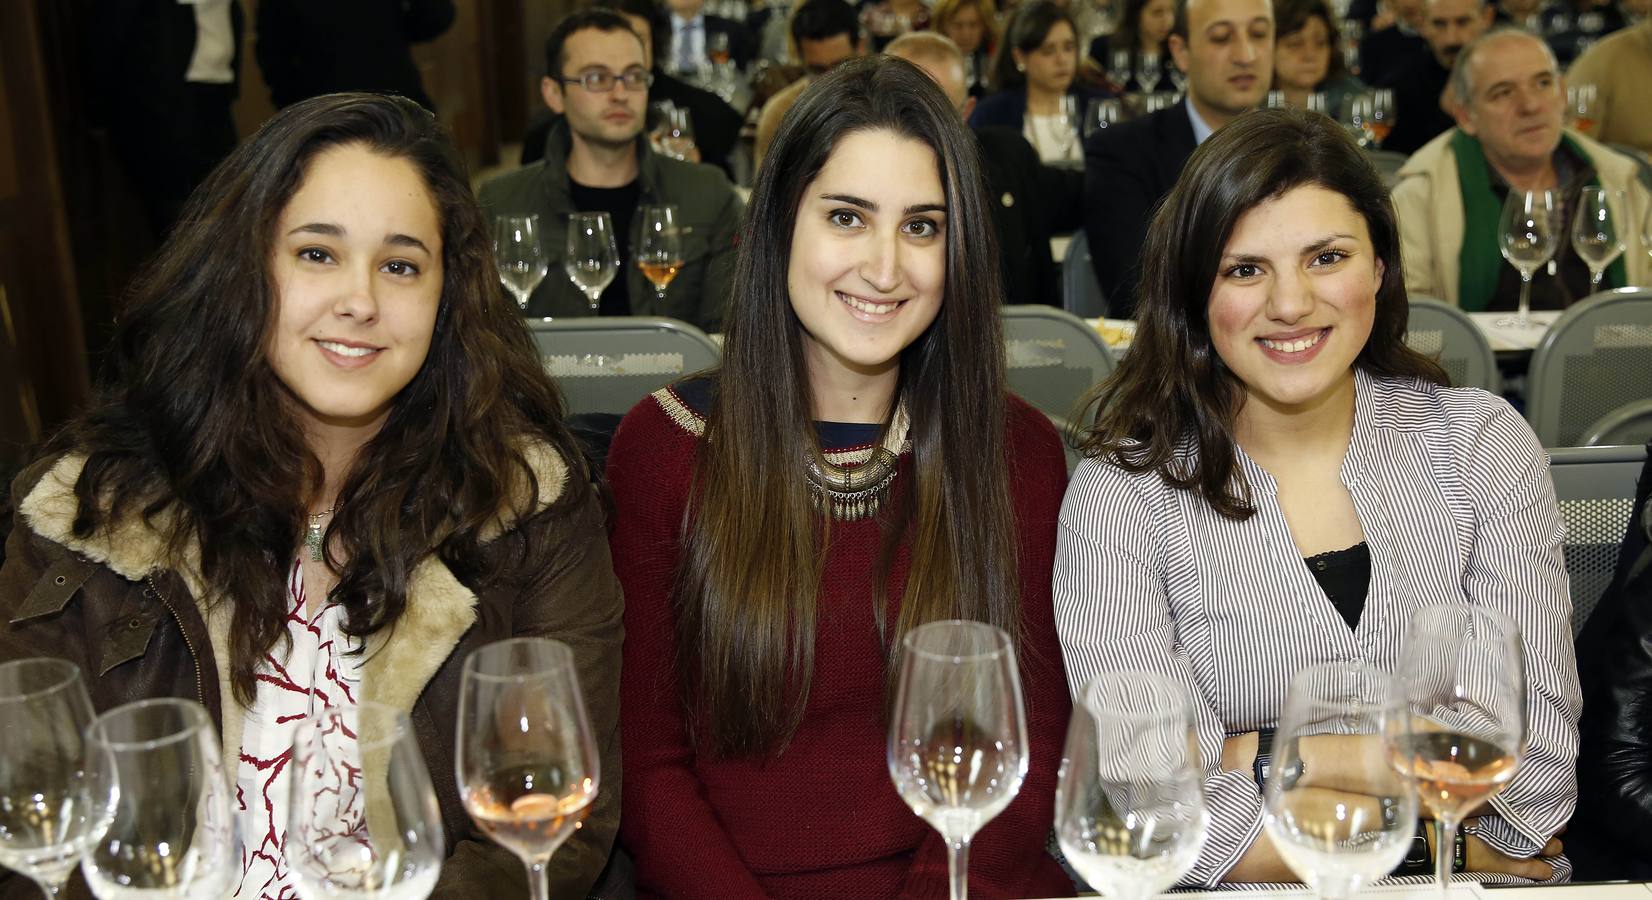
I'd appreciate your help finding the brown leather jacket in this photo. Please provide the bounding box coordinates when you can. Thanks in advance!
[0,447,624,899]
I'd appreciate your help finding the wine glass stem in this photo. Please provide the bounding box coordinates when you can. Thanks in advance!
[1591,267,1604,288]
[948,836,970,900]
[30,875,64,897]
[528,859,552,900]
[1517,272,1533,324]
[1434,817,1457,895]
[588,289,602,313]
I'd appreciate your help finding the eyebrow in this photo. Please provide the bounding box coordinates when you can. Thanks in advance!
[1222,233,1357,264]
[286,222,433,255]
[820,193,948,216]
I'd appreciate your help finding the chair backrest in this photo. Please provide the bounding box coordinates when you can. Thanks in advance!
[1527,288,1652,447]
[1548,443,1647,636]
[1579,398,1652,447]
[1060,231,1108,319]
[1001,305,1115,431]
[528,317,721,416]
[1403,297,1500,393]
[1366,149,1408,188]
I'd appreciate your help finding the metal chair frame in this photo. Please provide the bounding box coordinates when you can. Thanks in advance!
[528,316,721,416]
[1404,297,1501,393]
[1548,443,1648,636]
[1527,288,1652,447]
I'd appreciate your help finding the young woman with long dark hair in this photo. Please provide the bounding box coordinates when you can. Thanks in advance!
[608,55,1075,899]
[0,93,623,899]
[1054,108,1577,886]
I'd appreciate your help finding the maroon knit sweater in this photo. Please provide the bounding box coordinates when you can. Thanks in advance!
[608,381,1076,900]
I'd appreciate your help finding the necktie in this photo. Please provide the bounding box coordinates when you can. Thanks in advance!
[676,19,701,72]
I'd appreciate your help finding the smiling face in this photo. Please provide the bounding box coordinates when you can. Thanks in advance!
[787,129,947,403]
[1456,32,1563,175]
[1014,19,1079,94]
[1275,14,1331,92]
[541,26,648,151]
[267,143,443,439]
[1172,0,1275,124]
[1206,184,1381,421]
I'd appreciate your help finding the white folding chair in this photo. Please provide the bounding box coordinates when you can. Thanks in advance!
[1404,296,1500,393]
[1527,288,1652,447]
[1001,305,1115,435]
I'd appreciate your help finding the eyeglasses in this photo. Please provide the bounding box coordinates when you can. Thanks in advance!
[559,67,653,93]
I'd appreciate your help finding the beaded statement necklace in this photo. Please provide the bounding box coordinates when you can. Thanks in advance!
[803,405,912,521]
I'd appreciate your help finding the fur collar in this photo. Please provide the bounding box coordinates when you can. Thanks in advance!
[17,446,570,769]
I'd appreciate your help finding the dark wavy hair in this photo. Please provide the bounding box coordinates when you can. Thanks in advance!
[681,56,1019,757]
[990,0,1078,91]
[1113,0,1173,67]
[1076,107,1447,519]
[52,93,586,705]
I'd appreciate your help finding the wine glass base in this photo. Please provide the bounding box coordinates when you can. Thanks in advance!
[1492,313,1540,328]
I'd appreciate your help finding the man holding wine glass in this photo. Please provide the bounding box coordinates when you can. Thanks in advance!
[1393,27,1651,311]
[480,9,743,330]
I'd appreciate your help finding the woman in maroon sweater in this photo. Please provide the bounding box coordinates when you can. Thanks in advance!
[606,56,1076,899]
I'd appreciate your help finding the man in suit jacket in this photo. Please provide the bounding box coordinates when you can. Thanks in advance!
[1373,0,1492,154]
[1084,0,1275,317]
[659,0,756,73]
[889,33,1085,307]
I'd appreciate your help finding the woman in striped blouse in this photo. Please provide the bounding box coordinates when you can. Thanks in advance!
[1053,108,1580,886]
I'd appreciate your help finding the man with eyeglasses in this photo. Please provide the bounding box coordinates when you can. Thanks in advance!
[481,9,743,329]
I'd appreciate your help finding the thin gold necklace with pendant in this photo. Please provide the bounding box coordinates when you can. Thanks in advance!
[305,508,334,562]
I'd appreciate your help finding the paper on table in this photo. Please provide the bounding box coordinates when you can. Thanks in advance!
[1468,311,1564,352]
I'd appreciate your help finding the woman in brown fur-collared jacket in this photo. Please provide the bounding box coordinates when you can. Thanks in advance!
[0,94,623,900]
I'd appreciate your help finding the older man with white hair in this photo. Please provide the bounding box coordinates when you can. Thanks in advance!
[1392,27,1651,311]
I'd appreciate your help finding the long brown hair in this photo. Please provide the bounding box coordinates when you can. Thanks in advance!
[1076,108,1447,518]
[52,94,587,705]
[681,56,1020,758]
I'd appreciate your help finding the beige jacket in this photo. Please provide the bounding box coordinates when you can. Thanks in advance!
[1391,127,1652,306]
[1568,20,1652,157]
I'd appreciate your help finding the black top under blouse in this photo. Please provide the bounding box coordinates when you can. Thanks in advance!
[1305,542,1371,630]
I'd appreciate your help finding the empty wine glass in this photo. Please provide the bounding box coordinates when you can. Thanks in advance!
[1572,186,1626,291]
[1054,671,1207,900]
[1085,98,1123,138]
[635,205,684,304]
[660,107,697,161]
[286,702,445,900]
[1306,92,1329,115]
[1136,50,1163,92]
[1367,89,1394,148]
[493,214,549,311]
[564,212,619,313]
[1055,95,1081,159]
[889,621,1027,900]
[0,659,101,897]
[1107,49,1134,90]
[456,638,599,900]
[1386,604,1526,895]
[1266,90,1288,109]
[81,698,236,899]
[1497,189,1560,328]
[1265,663,1416,900]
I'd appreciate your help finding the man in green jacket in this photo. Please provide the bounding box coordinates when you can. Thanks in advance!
[481,9,743,330]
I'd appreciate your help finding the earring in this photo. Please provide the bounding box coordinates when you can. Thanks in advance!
[1016,62,1026,72]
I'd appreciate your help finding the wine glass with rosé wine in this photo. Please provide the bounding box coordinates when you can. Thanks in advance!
[1386,604,1526,897]
[456,638,599,900]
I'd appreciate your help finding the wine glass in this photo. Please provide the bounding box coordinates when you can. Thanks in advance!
[1497,189,1560,328]
[1136,50,1163,92]
[286,702,445,900]
[708,30,732,66]
[1306,92,1330,115]
[661,106,697,161]
[1567,83,1598,132]
[889,621,1027,900]
[635,205,685,303]
[1572,186,1625,291]
[1266,90,1288,109]
[1264,663,1416,900]
[1107,49,1134,91]
[1054,671,1207,900]
[1339,94,1372,147]
[456,638,599,900]
[1085,98,1123,138]
[1386,604,1526,895]
[0,659,101,897]
[564,212,619,313]
[1367,89,1394,148]
[1167,64,1188,96]
[1055,95,1081,160]
[81,698,236,899]
[493,214,549,311]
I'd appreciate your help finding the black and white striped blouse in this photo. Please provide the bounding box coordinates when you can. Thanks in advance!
[1053,369,1581,887]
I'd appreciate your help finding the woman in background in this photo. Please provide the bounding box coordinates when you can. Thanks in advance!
[970,0,1110,164]
[0,94,623,900]
[609,56,1075,899]
[1054,108,1576,887]
[932,0,1002,96]
[1272,0,1367,113]
[1087,0,1177,92]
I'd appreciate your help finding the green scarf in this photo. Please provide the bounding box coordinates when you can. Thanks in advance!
[1450,130,1628,311]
